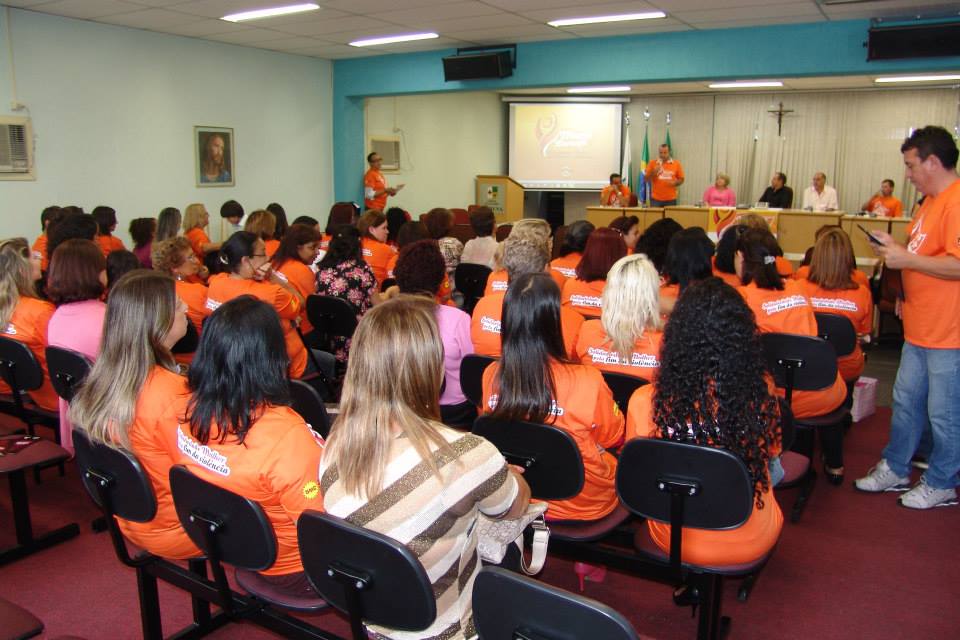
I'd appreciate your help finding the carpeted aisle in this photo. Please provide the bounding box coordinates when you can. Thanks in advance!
[1,407,958,639]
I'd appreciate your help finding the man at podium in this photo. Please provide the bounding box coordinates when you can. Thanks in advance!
[600,173,631,207]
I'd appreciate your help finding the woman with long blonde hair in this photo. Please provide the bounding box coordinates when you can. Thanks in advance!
[69,270,198,558]
[321,295,530,640]
[574,253,663,381]
[182,203,220,260]
[0,238,58,410]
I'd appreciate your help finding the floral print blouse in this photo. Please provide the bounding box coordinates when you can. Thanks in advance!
[315,258,377,362]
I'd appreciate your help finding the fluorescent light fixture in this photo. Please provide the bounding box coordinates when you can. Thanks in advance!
[222,3,319,22]
[875,74,960,83]
[349,32,439,47]
[548,12,666,27]
[567,86,631,93]
[709,80,784,89]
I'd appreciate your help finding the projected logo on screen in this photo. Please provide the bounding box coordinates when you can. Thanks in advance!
[536,113,593,157]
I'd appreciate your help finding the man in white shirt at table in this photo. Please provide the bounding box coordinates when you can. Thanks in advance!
[802,172,839,211]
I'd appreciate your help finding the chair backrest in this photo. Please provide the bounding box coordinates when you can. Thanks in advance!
[170,320,199,355]
[0,336,43,393]
[600,372,649,415]
[459,354,496,407]
[72,429,158,523]
[290,379,331,440]
[814,312,856,358]
[628,193,640,207]
[617,438,753,531]
[473,416,584,501]
[306,295,359,346]
[169,465,276,571]
[451,208,470,225]
[45,346,93,402]
[759,333,838,404]
[449,224,476,245]
[551,225,567,260]
[473,566,640,640]
[495,224,512,242]
[298,511,436,631]
[454,263,492,315]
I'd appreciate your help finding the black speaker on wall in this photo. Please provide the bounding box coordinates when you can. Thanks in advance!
[443,48,514,81]
[867,22,960,61]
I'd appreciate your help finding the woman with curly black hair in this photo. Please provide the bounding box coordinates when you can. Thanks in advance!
[627,277,783,566]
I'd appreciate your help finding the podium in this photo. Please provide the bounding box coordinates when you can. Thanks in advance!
[476,175,525,223]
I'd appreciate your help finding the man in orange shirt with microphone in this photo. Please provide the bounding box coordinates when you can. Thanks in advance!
[645,144,684,207]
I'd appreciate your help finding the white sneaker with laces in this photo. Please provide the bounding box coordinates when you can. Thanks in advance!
[854,459,911,493]
[899,478,958,510]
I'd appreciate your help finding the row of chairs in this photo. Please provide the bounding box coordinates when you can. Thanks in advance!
[72,428,642,640]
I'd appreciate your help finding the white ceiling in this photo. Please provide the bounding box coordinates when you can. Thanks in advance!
[4,0,960,61]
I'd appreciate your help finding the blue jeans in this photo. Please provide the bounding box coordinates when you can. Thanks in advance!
[650,198,677,207]
[882,342,960,489]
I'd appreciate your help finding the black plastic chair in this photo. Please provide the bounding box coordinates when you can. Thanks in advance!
[814,312,857,361]
[169,465,333,639]
[473,416,630,542]
[617,438,776,640]
[45,346,93,403]
[290,379,332,440]
[761,332,849,521]
[170,320,199,355]
[473,566,641,640]
[0,337,59,443]
[454,263,492,315]
[72,430,221,640]
[305,295,359,356]
[298,511,436,640]
[459,354,496,407]
[600,371,650,416]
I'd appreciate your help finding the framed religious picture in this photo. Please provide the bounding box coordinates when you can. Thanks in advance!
[195,126,235,187]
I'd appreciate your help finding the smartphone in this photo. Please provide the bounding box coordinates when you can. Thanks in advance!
[856,224,883,246]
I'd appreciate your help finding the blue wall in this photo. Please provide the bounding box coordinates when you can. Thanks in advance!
[332,19,960,202]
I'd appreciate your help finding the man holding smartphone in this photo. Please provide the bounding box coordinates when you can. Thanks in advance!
[856,126,960,509]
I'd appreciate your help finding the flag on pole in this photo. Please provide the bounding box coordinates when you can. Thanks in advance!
[665,129,672,153]
[621,124,632,189]
[637,124,650,205]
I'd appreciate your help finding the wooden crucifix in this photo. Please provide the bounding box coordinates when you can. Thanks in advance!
[768,101,794,136]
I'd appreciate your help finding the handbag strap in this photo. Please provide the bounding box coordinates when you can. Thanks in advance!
[518,516,549,576]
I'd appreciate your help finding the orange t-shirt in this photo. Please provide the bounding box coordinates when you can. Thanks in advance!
[185,227,211,261]
[793,266,870,288]
[796,280,873,381]
[775,256,794,278]
[120,366,200,559]
[471,292,583,359]
[561,278,605,318]
[361,237,397,286]
[275,259,317,334]
[625,385,783,566]
[575,320,662,381]
[483,269,509,296]
[901,179,960,348]
[645,159,684,202]
[738,280,846,418]
[600,184,630,207]
[865,195,903,218]
[173,279,208,365]
[204,274,306,378]
[319,234,331,252]
[264,239,280,258]
[97,234,126,257]
[364,168,388,211]
[482,361,624,521]
[713,268,741,288]
[161,405,325,575]
[549,253,581,289]
[0,297,58,411]
[32,234,49,273]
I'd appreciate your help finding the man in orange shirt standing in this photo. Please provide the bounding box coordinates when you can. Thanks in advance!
[861,179,904,218]
[363,152,404,211]
[599,173,630,207]
[645,144,684,207]
[856,126,960,509]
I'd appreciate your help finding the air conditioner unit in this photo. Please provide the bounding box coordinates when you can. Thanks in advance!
[370,137,400,171]
[0,117,33,178]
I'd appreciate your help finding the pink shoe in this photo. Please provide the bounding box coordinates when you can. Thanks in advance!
[573,562,607,591]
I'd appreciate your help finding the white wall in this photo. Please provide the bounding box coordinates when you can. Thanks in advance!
[0,8,333,245]
[364,92,505,217]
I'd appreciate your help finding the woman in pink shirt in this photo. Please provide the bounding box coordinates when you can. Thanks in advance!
[703,172,737,207]
[393,239,476,428]
[46,239,108,453]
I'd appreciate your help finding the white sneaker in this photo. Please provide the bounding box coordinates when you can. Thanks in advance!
[899,478,959,510]
[854,459,911,493]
